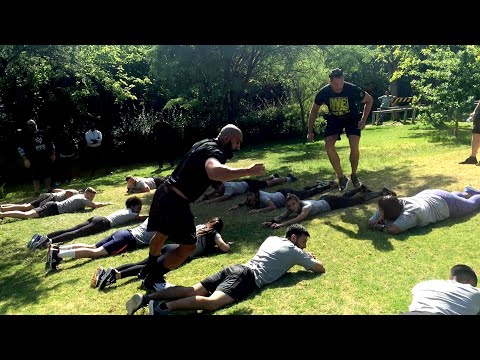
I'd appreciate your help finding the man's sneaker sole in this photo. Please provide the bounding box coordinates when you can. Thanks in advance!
[126,293,144,315]
[90,266,105,288]
[27,234,42,250]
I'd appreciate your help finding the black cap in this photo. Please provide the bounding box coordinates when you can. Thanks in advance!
[329,68,343,79]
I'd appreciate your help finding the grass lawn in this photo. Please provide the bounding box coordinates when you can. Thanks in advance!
[0,121,479,315]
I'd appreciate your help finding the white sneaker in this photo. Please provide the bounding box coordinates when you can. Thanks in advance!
[126,293,145,315]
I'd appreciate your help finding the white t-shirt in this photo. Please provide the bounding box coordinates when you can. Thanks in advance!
[409,279,480,315]
[105,208,139,227]
[85,129,102,147]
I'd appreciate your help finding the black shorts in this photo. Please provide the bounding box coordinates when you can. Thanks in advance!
[34,201,59,218]
[200,264,258,301]
[473,113,480,134]
[324,113,362,140]
[30,193,55,208]
[147,182,196,245]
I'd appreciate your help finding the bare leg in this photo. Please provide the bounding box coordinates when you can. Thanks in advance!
[471,133,480,157]
[59,247,108,260]
[265,177,287,187]
[149,232,168,256]
[0,204,33,212]
[33,180,40,195]
[163,244,196,270]
[166,290,235,312]
[44,177,52,191]
[325,135,343,178]
[348,135,360,176]
[59,243,96,250]
[0,209,38,219]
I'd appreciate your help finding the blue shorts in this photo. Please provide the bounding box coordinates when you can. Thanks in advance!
[95,229,137,255]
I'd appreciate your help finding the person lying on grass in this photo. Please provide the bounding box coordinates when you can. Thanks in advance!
[195,173,296,204]
[403,264,480,315]
[263,185,395,229]
[125,223,325,315]
[27,196,147,250]
[0,187,112,221]
[368,186,480,234]
[228,180,337,214]
[91,217,230,291]
[1,188,79,212]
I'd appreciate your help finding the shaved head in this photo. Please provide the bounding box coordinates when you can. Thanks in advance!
[216,124,243,159]
[217,124,242,140]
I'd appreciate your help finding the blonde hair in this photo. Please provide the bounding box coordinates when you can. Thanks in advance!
[84,187,97,194]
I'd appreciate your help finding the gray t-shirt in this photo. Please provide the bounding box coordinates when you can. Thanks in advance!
[259,191,286,208]
[273,199,331,223]
[409,279,480,315]
[105,208,139,227]
[52,190,79,202]
[223,181,249,197]
[56,194,94,214]
[134,177,157,191]
[379,94,395,109]
[130,219,155,246]
[191,224,219,257]
[244,236,318,288]
[369,192,450,232]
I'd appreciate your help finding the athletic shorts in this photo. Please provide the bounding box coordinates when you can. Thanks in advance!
[200,265,258,301]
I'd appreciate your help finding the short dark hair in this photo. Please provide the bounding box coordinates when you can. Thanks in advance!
[285,224,310,239]
[125,196,142,209]
[378,195,403,221]
[450,264,477,286]
[125,175,134,182]
[329,68,344,80]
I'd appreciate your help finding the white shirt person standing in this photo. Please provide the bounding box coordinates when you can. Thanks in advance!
[85,121,108,176]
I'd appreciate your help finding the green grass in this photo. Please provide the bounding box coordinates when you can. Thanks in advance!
[0,121,479,315]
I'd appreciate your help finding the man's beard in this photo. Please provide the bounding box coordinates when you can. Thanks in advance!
[223,140,238,159]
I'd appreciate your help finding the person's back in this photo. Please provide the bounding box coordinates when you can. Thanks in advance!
[258,190,286,208]
[409,279,480,315]
[395,190,450,230]
[244,235,318,288]
[407,264,480,315]
[130,218,156,247]
[56,193,93,214]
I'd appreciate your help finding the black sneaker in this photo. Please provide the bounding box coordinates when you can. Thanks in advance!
[98,267,117,290]
[148,300,170,315]
[381,188,397,197]
[360,184,373,193]
[459,156,478,164]
[272,173,280,178]
[90,266,106,288]
[338,176,349,192]
[351,174,362,188]
[46,245,61,271]
[126,293,147,315]
[27,234,42,250]
[137,266,149,280]
[286,173,297,182]
[31,235,51,251]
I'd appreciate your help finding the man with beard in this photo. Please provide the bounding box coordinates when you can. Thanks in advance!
[139,124,265,289]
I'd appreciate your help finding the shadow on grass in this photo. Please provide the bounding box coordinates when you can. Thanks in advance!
[403,126,472,147]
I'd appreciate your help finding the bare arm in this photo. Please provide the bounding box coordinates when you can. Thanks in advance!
[205,194,231,204]
[195,188,219,203]
[137,214,149,221]
[358,92,374,130]
[213,233,231,252]
[205,158,265,181]
[271,207,310,229]
[249,200,276,214]
[307,102,321,142]
[89,201,114,209]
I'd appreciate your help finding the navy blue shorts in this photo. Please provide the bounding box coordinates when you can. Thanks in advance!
[95,229,137,255]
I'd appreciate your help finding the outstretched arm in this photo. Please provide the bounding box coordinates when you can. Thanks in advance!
[249,200,276,214]
[205,158,265,181]
[271,208,310,229]
[89,201,114,209]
